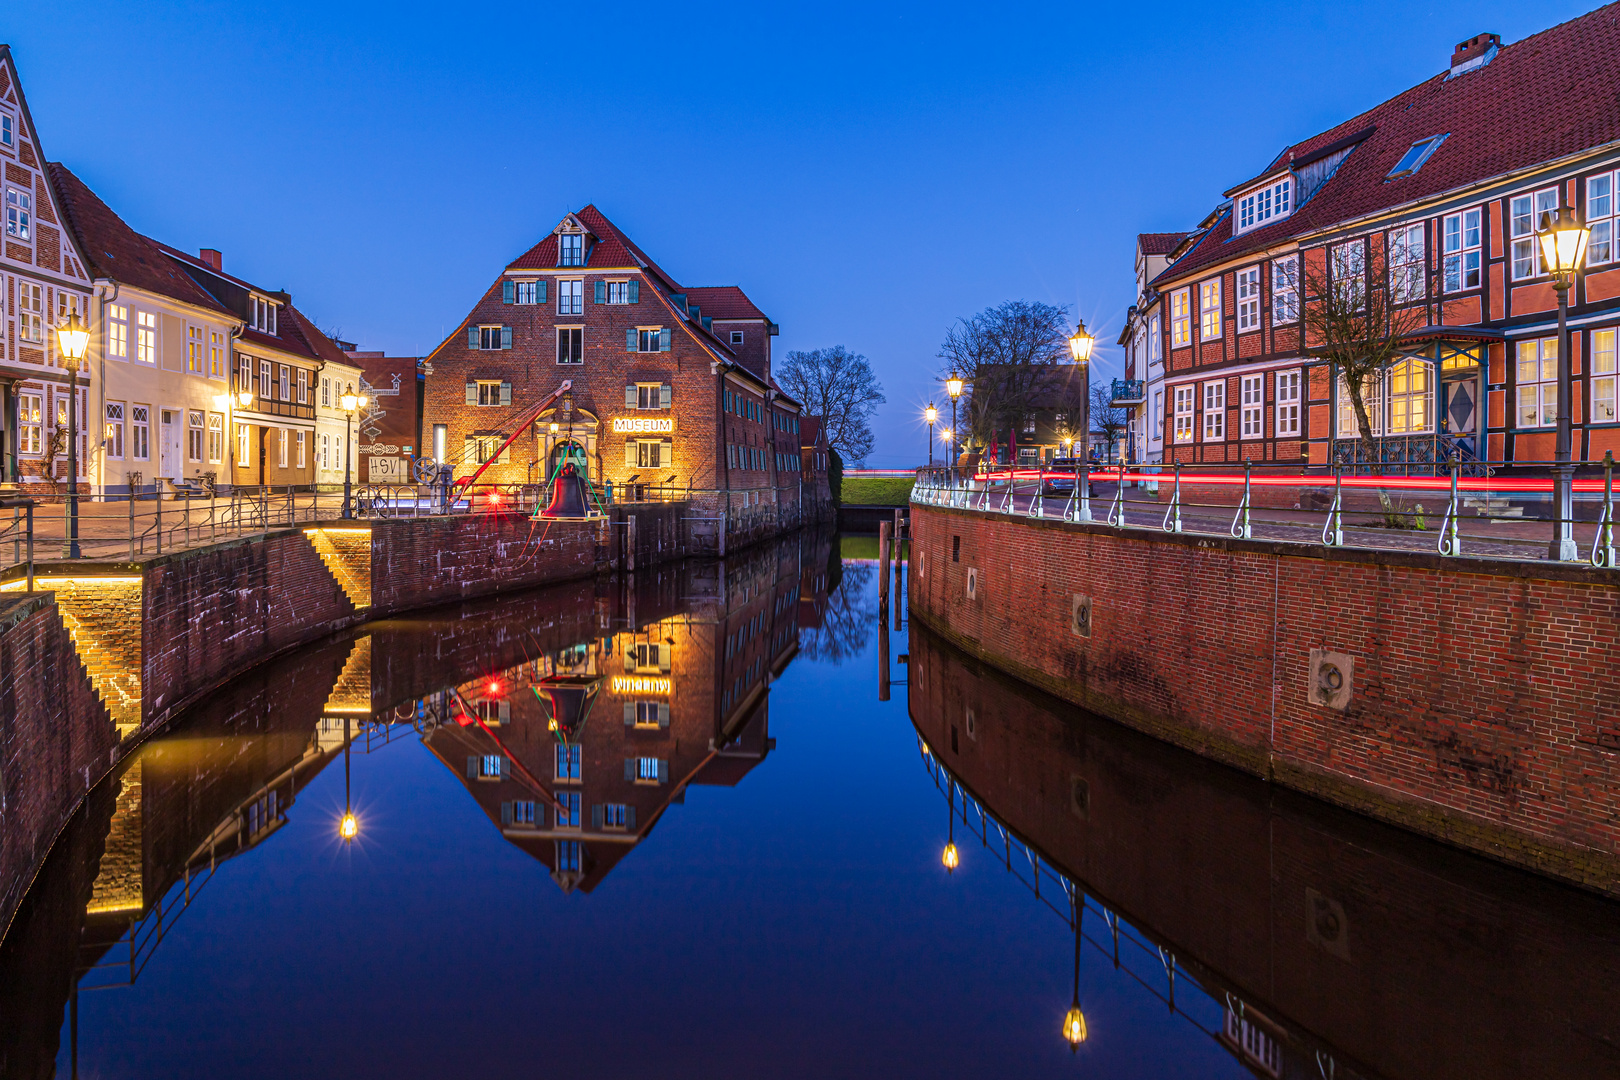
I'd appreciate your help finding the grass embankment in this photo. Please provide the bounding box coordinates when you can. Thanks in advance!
[840,535,909,561]
[840,477,915,505]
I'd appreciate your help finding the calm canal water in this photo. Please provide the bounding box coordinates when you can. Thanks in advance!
[1,530,1617,1079]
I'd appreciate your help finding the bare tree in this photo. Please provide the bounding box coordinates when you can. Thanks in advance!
[1301,239,1427,468]
[1089,385,1126,462]
[797,561,876,664]
[937,300,1071,451]
[776,346,885,464]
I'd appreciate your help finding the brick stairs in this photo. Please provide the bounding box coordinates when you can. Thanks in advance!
[324,636,373,717]
[304,527,373,609]
[43,578,144,737]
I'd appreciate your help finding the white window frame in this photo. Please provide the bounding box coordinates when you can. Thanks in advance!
[1387,358,1433,435]
[136,310,156,363]
[208,412,224,463]
[1389,224,1426,303]
[604,280,629,304]
[1594,328,1618,425]
[1510,187,1558,281]
[277,427,289,468]
[1331,241,1366,309]
[187,410,205,463]
[1202,381,1225,440]
[108,304,128,359]
[259,359,272,398]
[1170,289,1191,347]
[278,365,290,401]
[0,114,12,148]
[296,429,306,469]
[1443,208,1483,291]
[1516,337,1558,428]
[1173,385,1194,443]
[1337,372,1385,438]
[730,330,744,345]
[556,325,583,365]
[475,379,503,407]
[18,392,41,455]
[1590,173,1617,266]
[1148,313,1161,364]
[4,186,31,240]
[1235,267,1260,331]
[104,402,125,460]
[558,279,583,316]
[514,280,540,305]
[209,330,226,379]
[1199,280,1221,341]
[1271,256,1299,324]
[237,422,250,466]
[1275,370,1302,437]
[187,324,206,375]
[131,404,151,461]
[296,369,308,404]
[18,284,42,344]
[1234,177,1292,235]
[558,233,584,266]
[1239,374,1263,438]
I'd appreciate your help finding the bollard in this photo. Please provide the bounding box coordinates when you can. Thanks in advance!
[879,520,892,610]
[893,555,903,630]
[626,514,637,572]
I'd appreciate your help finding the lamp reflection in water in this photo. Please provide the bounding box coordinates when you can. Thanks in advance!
[942,781,959,873]
[1063,891,1088,1051]
[338,713,359,843]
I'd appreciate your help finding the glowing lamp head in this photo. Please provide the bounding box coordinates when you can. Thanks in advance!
[340,384,358,412]
[339,812,359,842]
[946,373,964,400]
[942,428,953,443]
[487,679,501,695]
[1537,203,1590,280]
[925,403,938,426]
[238,389,253,407]
[1068,319,1095,364]
[56,311,89,364]
[1063,1006,1088,1049]
[942,842,959,873]
[489,490,502,505]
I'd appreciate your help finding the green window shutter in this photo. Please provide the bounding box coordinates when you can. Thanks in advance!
[501,326,513,349]
[500,382,512,406]
[591,804,603,829]
[467,326,479,348]
[625,385,637,407]
[594,281,606,304]
[624,759,634,781]
[625,441,638,467]
[657,759,669,783]
[501,801,513,825]
[659,328,671,352]
[628,280,639,303]
[624,702,635,725]
[538,281,548,303]
[626,328,638,352]
[660,384,671,408]
[502,280,514,304]
[465,382,477,406]
[657,703,669,728]
[466,756,478,779]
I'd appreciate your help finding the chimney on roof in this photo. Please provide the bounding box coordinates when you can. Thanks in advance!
[1450,32,1500,76]
[199,248,222,271]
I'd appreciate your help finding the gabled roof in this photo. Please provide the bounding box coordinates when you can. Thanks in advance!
[685,285,768,322]
[506,204,683,288]
[800,417,824,449]
[1137,232,1187,257]
[153,240,345,364]
[1156,4,1620,286]
[47,163,232,316]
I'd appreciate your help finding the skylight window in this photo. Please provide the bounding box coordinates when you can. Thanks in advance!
[1387,135,1447,180]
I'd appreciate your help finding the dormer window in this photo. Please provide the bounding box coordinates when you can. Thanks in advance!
[1235,177,1292,234]
[559,233,584,266]
[250,296,277,335]
[1387,135,1447,180]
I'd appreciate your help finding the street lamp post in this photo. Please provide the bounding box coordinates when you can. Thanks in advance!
[56,312,90,558]
[1063,892,1088,1052]
[1069,319,1095,462]
[339,383,368,519]
[925,403,937,468]
[1536,204,1590,561]
[946,373,964,471]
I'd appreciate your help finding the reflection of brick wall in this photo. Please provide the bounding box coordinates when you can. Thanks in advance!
[909,503,1620,895]
[909,626,1620,1080]
[0,593,114,935]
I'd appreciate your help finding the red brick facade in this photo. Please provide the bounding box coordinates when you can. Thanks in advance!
[908,503,1620,895]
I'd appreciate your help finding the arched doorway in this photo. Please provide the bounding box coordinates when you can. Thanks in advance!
[547,439,588,482]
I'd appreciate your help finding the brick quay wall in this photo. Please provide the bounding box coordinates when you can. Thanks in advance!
[907,502,1620,896]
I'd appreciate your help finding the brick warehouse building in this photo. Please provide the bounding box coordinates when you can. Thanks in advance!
[1146,7,1620,473]
[421,206,831,546]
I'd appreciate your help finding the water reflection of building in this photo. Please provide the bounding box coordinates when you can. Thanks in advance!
[907,623,1620,1080]
[421,534,828,892]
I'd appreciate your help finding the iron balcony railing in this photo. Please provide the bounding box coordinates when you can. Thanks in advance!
[1110,379,1146,405]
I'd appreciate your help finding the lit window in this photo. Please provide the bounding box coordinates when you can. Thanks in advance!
[15,283,41,344]
[187,325,206,374]
[1199,280,1221,341]
[208,413,223,463]
[296,429,306,469]
[1271,256,1299,324]
[557,326,583,364]
[1235,177,1291,234]
[1389,224,1426,302]
[558,233,584,266]
[260,359,272,398]
[277,427,289,468]
[1386,134,1447,179]
[1202,381,1225,439]
[628,438,668,469]
[279,365,290,401]
[1516,337,1558,427]
[1387,358,1432,434]
[556,743,581,781]
[1510,188,1558,280]
[297,369,308,404]
[603,803,628,828]
[1591,174,1617,266]
[558,279,583,315]
[1148,313,1161,363]
[5,187,31,240]
[1173,385,1194,443]
[479,754,504,778]
[108,304,128,358]
[187,410,204,462]
[104,403,125,459]
[635,757,664,783]
[237,423,250,465]
[634,383,669,410]
[136,311,156,363]
[1337,373,1384,438]
[1170,289,1191,347]
[1594,328,1618,424]
[209,330,226,378]
[1275,371,1301,437]
[1235,267,1260,331]
[321,377,331,406]
[131,405,150,460]
[18,393,40,454]
[1239,375,1263,438]
[1443,208,1483,290]
[509,800,537,826]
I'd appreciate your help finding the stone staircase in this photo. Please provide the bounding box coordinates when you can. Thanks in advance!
[304,527,373,609]
[44,577,144,737]
[324,636,373,717]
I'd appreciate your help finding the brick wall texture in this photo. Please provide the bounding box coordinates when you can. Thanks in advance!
[908,503,1620,895]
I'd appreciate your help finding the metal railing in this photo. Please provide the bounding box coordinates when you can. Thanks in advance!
[911,454,1620,566]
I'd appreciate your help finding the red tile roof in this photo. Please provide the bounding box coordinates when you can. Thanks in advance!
[47,163,232,316]
[685,285,768,322]
[1156,4,1620,286]
[1137,232,1187,256]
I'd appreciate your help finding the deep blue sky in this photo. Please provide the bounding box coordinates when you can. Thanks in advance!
[6,1,1593,465]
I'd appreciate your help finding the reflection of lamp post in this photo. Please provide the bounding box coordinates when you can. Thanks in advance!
[339,713,359,842]
[339,384,368,519]
[1069,320,1095,463]
[1536,203,1590,561]
[56,312,89,558]
[942,779,959,873]
[1063,891,1088,1051]
[925,403,937,467]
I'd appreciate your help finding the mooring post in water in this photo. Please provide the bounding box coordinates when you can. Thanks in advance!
[893,554,903,630]
[879,520,892,610]
[878,616,891,701]
[626,515,637,572]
